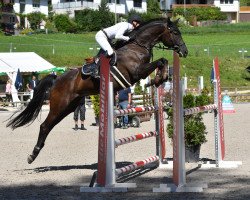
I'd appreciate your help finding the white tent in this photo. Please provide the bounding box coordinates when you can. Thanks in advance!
[0,52,55,102]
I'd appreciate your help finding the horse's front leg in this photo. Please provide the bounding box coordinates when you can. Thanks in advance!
[138,58,168,88]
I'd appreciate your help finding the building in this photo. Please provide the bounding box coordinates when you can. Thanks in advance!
[239,6,250,22]
[51,0,147,18]
[13,0,48,28]
[0,0,16,35]
[160,0,240,23]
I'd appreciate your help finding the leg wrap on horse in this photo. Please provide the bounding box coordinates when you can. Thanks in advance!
[27,144,44,164]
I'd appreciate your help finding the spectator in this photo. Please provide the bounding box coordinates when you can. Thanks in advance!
[117,88,132,129]
[26,75,39,99]
[74,97,87,131]
[5,79,12,106]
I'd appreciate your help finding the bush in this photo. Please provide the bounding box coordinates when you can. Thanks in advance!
[167,92,212,147]
[90,95,100,117]
[134,81,143,95]
[27,12,46,30]
[20,28,34,35]
[45,20,58,33]
[173,7,227,23]
[75,0,114,32]
[54,14,77,33]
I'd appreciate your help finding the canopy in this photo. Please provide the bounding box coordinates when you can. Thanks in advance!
[0,52,55,73]
[39,67,66,74]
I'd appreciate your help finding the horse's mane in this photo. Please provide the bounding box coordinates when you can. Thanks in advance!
[130,18,168,35]
[113,18,169,50]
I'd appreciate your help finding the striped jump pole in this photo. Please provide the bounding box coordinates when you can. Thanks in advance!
[114,106,157,117]
[115,131,157,147]
[81,55,166,193]
[116,156,159,176]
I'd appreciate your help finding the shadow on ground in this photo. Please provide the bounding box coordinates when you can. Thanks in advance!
[0,174,249,200]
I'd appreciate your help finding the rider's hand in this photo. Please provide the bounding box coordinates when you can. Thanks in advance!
[129,35,136,41]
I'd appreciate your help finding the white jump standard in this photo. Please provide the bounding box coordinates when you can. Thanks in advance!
[153,53,242,193]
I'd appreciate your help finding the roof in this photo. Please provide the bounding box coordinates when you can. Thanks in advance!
[0,52,55,73]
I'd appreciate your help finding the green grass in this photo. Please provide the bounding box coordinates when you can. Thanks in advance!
[0,23,250,88]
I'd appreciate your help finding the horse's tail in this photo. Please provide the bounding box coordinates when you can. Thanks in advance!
[6,74,57,130]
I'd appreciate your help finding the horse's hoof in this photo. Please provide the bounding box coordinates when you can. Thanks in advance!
[27,155,34,164]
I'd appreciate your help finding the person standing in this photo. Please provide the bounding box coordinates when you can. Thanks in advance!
[5,79,12,106]
[117,87,132,129]
[27,75,39,99]
[73,97,87,131]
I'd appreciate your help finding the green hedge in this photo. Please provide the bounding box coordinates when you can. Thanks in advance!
[54,14,77,33]
[75,9,115,32]
[173,7,227,22]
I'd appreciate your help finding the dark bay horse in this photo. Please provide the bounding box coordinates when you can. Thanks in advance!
[6,18,188,164]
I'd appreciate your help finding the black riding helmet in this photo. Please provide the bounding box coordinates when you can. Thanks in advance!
[128,14,142,24]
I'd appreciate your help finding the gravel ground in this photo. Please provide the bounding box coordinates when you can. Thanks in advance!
[0,104,249,200]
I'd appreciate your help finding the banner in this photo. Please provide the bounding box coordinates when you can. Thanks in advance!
[14,68,23,91]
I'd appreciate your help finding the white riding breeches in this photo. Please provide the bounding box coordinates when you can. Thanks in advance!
[95,30,114,56]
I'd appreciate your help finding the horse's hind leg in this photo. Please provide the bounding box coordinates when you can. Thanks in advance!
[27,106,76,164]
[27,116,53,164]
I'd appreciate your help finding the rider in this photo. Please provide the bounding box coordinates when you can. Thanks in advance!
[82,15,142,76]
[95,14,142,59]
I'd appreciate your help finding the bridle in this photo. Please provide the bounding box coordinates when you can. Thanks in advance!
[130,22,185,54]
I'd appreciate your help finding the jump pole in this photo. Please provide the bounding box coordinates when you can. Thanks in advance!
[81,55,166,192]
[201,57,242,168]
[154,52,206,192]
[153,53,242,193]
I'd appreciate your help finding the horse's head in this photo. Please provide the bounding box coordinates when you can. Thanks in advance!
[161,18,188,58]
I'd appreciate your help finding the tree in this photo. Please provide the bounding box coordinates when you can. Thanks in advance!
[54,14,77,33]
[97,0,115,28]
[75,0,114,32]
[27,12,46,30]
[240,0,250,6]
[147,0,161,14]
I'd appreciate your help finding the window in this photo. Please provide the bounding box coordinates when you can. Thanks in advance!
[133,0,142,7]
[220,0,234,4]
[10,16,15,23]
[33,0,40,7]
[108,0,120,3]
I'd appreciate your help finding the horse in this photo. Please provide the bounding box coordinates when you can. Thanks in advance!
[6,17,188,164]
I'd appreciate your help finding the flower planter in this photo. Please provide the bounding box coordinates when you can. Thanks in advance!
[185,144,201,163]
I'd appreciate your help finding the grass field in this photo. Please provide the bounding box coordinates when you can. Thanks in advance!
[0,23,250,88]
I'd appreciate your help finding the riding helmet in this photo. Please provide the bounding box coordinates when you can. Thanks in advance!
[129,14,142,24]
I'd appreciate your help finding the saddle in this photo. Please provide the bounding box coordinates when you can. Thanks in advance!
[81,52,117,78]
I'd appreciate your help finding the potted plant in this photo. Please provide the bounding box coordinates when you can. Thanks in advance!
[90,95,100,126]
[167,89,211,162]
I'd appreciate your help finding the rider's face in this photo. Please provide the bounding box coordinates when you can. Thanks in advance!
[132,21,140,28]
